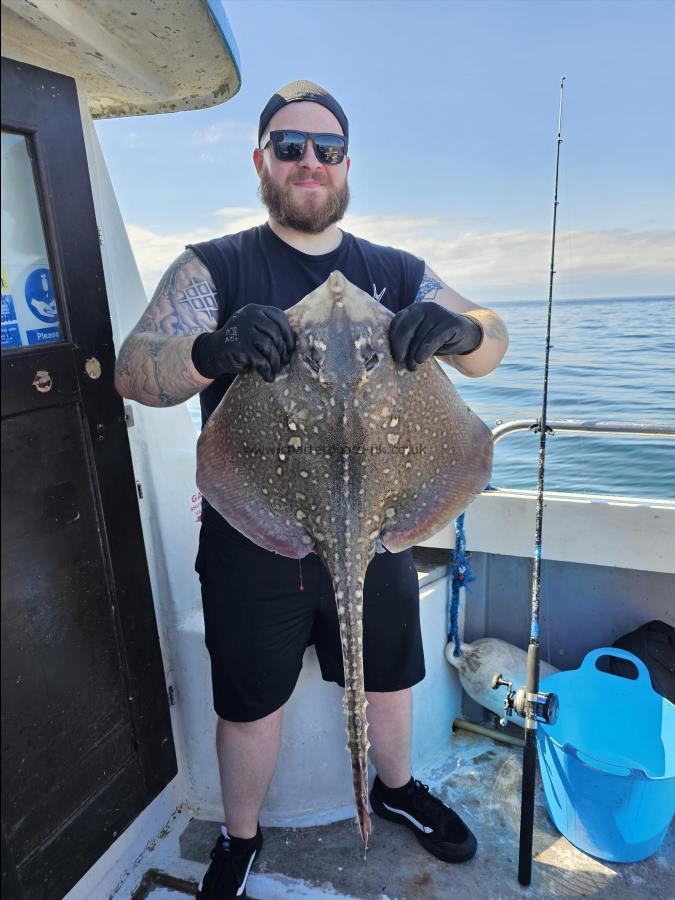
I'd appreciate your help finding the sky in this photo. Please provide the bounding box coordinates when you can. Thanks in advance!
[95,0,675,304]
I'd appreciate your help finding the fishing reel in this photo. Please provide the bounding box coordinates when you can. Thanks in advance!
[491,673,559,727]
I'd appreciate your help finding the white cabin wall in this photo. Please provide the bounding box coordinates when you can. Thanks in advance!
[413,576,462,769]
[80,91,207,801]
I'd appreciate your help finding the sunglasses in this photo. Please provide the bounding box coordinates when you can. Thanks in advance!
[262,130,347,165]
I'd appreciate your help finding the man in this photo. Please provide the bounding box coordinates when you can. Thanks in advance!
[116,80,508,899]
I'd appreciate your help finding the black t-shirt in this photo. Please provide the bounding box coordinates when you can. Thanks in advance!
[188,223,425,536]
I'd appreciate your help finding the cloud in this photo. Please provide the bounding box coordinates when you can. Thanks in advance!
[125,224,216,296]
[125,213,675,301]
[123,131,145,149]
[347,218,675,301]
[191,122,257,145]
[338,216,675,300]
[188,122,259,164]
[125,209,265,295]
[213,207,268,230]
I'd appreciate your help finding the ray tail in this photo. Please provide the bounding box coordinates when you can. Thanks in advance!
[327,554,372,846]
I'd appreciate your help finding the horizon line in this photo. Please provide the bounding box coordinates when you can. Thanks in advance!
[486,293,674,305]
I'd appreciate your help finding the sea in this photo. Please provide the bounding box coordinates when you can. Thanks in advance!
[188,295,675,501]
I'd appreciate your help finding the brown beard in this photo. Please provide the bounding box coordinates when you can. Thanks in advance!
[258,167,350,234]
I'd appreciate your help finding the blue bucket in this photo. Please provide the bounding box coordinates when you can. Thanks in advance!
[537,647,675,862]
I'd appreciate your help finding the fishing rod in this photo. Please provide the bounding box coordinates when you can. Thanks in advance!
[491,76,565,886]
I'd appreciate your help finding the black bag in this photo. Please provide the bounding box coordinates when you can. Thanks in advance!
[610,620,675,704]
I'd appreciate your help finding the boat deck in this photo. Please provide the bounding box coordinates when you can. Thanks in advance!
[114,731,674,899]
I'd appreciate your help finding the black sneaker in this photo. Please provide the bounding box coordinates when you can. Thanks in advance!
[196,825,263,898]
[370,776,477,863]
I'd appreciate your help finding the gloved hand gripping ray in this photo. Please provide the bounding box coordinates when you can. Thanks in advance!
[196,272,493,846]
[191,302,296,383]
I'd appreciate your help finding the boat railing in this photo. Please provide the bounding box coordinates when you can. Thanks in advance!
[491,418,675,443]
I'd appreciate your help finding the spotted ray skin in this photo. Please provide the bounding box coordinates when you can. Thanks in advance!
[197,272,493,844]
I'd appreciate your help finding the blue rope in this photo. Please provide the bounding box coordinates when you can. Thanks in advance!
[448,513,475,657]
[447,484,494,656]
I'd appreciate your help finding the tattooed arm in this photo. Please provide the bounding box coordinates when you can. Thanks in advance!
[414,265,509,377]
[114,250,217,407]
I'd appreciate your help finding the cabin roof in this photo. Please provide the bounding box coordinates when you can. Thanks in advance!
[0,0,241,118]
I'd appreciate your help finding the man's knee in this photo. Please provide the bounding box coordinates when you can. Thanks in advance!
[216,706,284,737]
[365,687,412,710]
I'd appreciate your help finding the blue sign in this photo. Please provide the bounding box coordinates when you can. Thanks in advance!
[1,322,21,348]
[1,292,16,324]
[25,268,58,324]
[27,326,60,345]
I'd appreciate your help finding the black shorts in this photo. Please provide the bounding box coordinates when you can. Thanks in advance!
[196,525,425,722]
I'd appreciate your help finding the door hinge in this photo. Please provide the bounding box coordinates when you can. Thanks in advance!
[167,684,176,706]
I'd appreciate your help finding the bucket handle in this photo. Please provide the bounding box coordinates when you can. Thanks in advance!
[564,744,636,778]
[579,647,652,686]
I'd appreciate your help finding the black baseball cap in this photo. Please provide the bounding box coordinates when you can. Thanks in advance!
[258,80,349,148]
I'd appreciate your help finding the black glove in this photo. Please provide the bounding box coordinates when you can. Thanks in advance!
[389,302,483,371]
[191,304,296,383]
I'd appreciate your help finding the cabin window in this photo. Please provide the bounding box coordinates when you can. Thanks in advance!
[1,132,62,349]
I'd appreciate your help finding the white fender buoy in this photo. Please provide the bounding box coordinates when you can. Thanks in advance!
[446,637,559,726]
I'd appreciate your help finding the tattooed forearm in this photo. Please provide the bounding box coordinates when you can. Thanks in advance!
[117,333,207,407]
[115,249,217,406]
[412,264,508,377]
[482,314,509,344]
[448,307,509,377]
[415,274,444,302]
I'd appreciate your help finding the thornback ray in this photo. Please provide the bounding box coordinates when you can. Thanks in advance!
[197,271,493,845]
